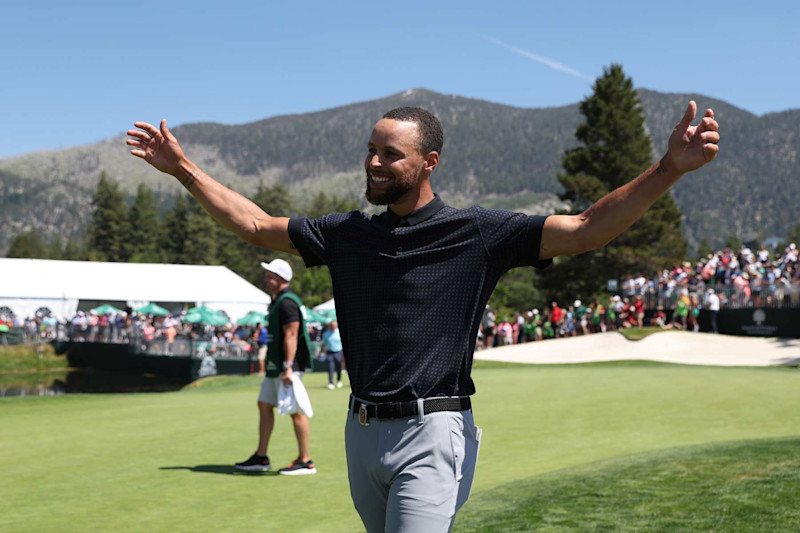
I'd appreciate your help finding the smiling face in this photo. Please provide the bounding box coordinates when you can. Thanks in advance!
[364,118,430,207]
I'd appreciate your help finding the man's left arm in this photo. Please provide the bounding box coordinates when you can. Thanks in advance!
[539,101,719,260]
[281,321,300,385]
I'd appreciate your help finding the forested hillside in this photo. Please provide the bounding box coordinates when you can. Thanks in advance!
[1,88,797,253]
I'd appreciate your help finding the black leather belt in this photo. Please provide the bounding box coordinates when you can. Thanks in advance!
[350,396,471,426]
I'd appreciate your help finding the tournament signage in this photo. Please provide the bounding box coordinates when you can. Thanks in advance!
[699,308,800,338]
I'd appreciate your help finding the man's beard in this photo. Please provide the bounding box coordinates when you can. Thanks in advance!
[364,173,415,206]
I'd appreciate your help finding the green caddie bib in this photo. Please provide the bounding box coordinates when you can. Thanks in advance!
[266,291,314,378]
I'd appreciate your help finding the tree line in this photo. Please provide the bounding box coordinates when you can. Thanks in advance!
[7,64,799,316]
[7,176,358,308]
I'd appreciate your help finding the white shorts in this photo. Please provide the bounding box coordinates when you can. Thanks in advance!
[258,372,304,405]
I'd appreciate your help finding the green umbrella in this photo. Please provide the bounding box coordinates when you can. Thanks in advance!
[305,308,336,324]
[91,303,122,315]
[135,302,170,316]
[185,306,228,326]
[236,311,267,326]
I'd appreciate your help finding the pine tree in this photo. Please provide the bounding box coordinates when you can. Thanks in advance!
[159,193,191,264]
[539,64,687,303]
[6,230,47,258]
[86,172,131,262]
[182,201,220,265]
[307,191,333,219]
[695,237,713,261]
[252,181,293,218]
[785,222,800,247]
[62,239,86,261]
[127,184,162,263]
[725,234,742,251]
[46,237,64,260]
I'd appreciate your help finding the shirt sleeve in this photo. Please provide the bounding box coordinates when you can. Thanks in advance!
[288,217,329,268]
[288,212,359,268]
[475,208,552,270]
[279,298,302,326]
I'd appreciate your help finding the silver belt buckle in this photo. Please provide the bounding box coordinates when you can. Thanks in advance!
[358,404,369,426]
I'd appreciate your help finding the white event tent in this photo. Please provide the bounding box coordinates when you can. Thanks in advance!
[0,258,271,321]
[313,298,336,311]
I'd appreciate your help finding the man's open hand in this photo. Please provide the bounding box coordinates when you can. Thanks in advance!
[127,119,185,176]
[665,101,720,173]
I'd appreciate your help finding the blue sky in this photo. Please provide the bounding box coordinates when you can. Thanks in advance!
[2,0,797,159]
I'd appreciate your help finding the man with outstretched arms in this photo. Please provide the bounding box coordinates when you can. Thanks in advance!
[128,102,718,532]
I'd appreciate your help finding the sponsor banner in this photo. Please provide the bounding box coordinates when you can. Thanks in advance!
[697,308,800,338]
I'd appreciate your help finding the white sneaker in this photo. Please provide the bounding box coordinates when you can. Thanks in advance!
[327,383,334,390]
[337,381,343,388]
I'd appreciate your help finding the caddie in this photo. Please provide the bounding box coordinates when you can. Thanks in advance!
[235,258,317,475]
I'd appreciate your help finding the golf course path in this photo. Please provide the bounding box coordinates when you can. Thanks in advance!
[474,331,800,366]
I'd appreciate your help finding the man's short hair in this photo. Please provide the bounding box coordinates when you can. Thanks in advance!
[382,107,444,155]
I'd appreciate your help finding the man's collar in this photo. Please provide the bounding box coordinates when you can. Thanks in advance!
[274,286,292,298]
[384,194,445,229]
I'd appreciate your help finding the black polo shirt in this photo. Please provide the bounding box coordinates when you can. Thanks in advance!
[288,195,550,402]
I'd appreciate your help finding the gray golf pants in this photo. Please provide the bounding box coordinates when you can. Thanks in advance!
[345,397,482,533]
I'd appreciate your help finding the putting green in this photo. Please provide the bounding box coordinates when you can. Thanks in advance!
[2,363,799,532]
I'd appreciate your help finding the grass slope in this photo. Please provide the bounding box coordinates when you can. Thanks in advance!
[2,364,800,532]
[0,344,68,373]
[456,437,800,532]
[618,327,665,341]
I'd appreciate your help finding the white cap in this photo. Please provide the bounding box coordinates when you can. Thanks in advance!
[260,258,293,282]
[574,299,582,308]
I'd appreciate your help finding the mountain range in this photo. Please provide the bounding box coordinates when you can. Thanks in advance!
[1,88,797,255]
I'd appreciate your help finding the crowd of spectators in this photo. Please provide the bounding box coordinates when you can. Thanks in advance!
[476,243,799,348]
[4,308,331,360]
[2,243,798,351]
[478,294,662,349]
[622,243,800,310]
[0,308,263,357]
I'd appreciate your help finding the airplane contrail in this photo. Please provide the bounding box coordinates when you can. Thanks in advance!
[482,35,594,82]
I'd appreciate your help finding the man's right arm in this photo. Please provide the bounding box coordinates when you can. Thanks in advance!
[127,119,297,255]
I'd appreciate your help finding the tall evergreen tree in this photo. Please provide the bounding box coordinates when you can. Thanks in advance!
[46,237,64,260]
[307,191,334,219]
[127,184,162,263]
[62,239,87,261]
[539,64,687,302]
[785,222,800,247]
[252,181,293,218]
[695,237,713,261]
[159,193,191,263]
[86,172,131,262]
[6,230,47,258]
[182,201,220,265]
[725,234,743,251]
[307,190,360,218]
[229,181,296,284]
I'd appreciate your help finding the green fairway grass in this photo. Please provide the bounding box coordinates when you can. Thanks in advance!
[0,343,67,373]
[2,364,800,532]
[619,326,664,341]
[456,437,800,532]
